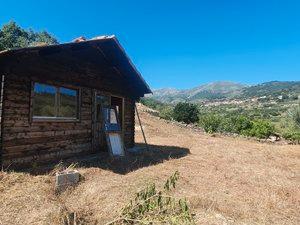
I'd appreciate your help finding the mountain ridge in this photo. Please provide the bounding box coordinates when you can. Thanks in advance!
[149,81,300,103]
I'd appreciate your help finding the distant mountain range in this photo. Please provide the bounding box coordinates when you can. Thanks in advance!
[149,81,300,103]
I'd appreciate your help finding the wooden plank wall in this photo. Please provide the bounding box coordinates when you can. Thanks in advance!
[1,74,93,167]
[124,98,135,148]
[1,74,136,167]
[0,75,4,166]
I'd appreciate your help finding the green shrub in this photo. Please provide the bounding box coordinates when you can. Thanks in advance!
[199,114,276,139]
[140,97,164,110]
[221,116,252,134]
[159,106,174,120]
[245,120,275,139]
[173,102,199,124]
[200,114,252,135]
[283,131,300,143]
[199,114,222,133]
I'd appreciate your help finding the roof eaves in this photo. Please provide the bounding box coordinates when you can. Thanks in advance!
[111,36,152,94]
[0,35,116,56]
[0,35,152,95]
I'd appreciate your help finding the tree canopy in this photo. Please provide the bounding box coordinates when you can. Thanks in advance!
[173,102,199,124]
[0,21,58,51]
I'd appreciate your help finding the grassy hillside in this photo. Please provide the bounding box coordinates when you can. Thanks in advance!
[1,104,299,225]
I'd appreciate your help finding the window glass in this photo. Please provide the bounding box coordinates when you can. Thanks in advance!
[59,87,77,118]
[33,83,56,117]
[32,82,78,119]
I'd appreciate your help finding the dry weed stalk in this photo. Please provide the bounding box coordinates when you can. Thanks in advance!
[107,171,195,225]
[49,161,79,176]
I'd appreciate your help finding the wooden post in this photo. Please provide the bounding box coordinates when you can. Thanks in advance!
[135,104,149,151]
[0,74,5,168]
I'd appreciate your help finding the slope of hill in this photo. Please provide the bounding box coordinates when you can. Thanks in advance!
[151,81,300,103]
[1,104,299,225]
[152,81,246,103]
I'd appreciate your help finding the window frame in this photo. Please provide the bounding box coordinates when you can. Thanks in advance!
[30,81,81,122]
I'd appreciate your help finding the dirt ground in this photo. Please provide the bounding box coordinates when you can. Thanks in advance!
[0,104,299,225]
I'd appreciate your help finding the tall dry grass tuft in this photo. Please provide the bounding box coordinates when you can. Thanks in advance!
[46,203,96,225]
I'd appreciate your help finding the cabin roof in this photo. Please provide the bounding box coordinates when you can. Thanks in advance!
[0,35,151,97]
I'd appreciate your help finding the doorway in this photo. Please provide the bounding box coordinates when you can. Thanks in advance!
[110,96,124,131]
[92,93,124,152]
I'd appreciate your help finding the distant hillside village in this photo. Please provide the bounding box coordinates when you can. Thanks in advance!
[143,81,300,144]
[150,81,300,104]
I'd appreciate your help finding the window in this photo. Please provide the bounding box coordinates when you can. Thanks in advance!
[59,87,77,118]
[32,82,79,120]
[32,83,56,117]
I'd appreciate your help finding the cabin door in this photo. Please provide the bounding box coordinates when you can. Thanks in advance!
[93,93,110,151]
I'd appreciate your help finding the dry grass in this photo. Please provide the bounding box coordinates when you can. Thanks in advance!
[0,104,300,225]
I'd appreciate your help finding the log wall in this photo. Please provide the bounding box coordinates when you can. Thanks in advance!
[124,98,135,148]
[1,74,136,168]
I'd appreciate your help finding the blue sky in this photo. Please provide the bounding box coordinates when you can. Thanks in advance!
[1,0,300,89]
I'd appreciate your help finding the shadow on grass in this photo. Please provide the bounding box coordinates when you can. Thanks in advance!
[74,143,190,174]
[8,143,190,175]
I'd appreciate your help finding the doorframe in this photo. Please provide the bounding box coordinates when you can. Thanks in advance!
[91,91,125,152]
[110,95,125,141]
[92,90,112,151]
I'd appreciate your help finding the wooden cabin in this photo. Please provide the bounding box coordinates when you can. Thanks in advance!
[0,35,151,168]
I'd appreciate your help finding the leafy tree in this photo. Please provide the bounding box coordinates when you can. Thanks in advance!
[0,21,58,51]
[173,102,199,124]
[288,105,300,128]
